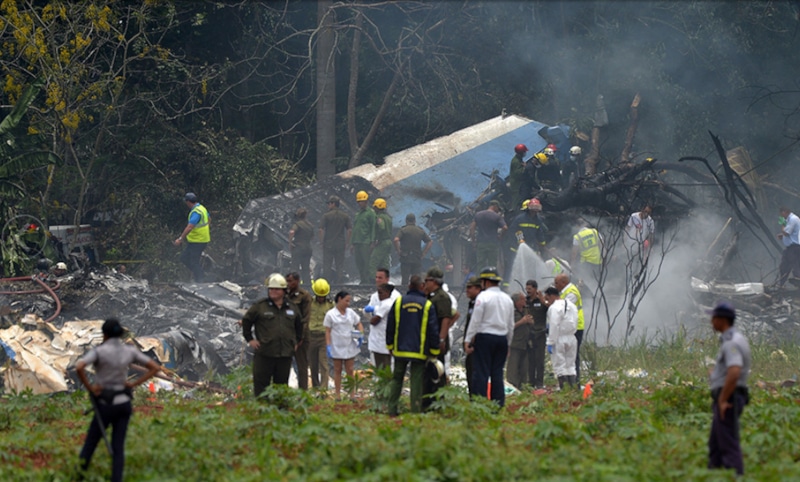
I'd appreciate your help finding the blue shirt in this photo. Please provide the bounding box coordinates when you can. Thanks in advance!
[188,204,203,226]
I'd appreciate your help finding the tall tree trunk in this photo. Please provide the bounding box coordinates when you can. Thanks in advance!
[316,0,336,178]
[620,93,641,164]
[348,67,402,169]
[346,10,363,161]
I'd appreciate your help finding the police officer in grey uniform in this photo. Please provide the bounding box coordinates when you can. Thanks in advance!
[707,301,751,476]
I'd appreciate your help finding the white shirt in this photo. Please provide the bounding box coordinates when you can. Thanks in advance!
[625,212,655,245]
[546,298,578,345]
[366,289,400,355]
[323,307,361,359]
[783,213,800,247]
[465,286,515,346]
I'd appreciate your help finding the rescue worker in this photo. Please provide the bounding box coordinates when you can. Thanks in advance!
[241,273,303,397]
[707,302,751,476]
[173,192,210,282]
[469,200,508,270]
[308,279,334,389]
[624,205,655,267]
[504,198,548,285]
[393,213,433,287]
[508,144,528,208]
[536,146,562,191]
[525,280,550,388]
[562,145,583,187]
[286,272,312,390]
[370,198,393,275]
[52,261,68,277]
[462,276,482,396]
[319,196,352,284]
[776,206,800,288]
[423,266,456,369]
[351,191,376,285]
[507,292,533,389]
[365,268,401,370]
[571,224,603,290]
[464,267,515,407]
[75,319,160,482]
[544,286,578,389]
[324,291,364,400]
[385,275,441,415]
[289,207,314,286]
[555,273,585,384]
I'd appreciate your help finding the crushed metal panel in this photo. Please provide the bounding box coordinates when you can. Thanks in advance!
[177,282,246,317]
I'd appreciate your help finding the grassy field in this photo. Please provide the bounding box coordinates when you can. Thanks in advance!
[2,333,799,481]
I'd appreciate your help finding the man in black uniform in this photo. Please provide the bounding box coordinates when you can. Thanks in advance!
[318,196,352,283]
[393,213,433,286]
[286,272,312,390]
[241,273,303,397]
[525,280,550,388]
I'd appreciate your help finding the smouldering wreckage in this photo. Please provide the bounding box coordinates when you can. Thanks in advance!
[3,114,800,395]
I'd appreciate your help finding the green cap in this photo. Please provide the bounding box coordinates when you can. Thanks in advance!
[426,266,444,281]
[466,276,481,287]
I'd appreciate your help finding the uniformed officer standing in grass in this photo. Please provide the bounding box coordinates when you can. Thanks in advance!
[707,301,751,476]
[241,273,303,397]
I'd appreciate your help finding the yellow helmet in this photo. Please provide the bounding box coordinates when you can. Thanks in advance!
[356,191,368,202]
[535,152,548,164]
[521,199,530,210]
[265,273,288,289]
[312,278,330,297]
[373,198,386,209]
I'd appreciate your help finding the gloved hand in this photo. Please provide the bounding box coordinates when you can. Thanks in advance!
[364,305,375,313]
[326,345,333,359]
[357,336,363,348]
[547,345,553,354]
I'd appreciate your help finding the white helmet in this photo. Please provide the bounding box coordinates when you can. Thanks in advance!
[570,146,582,155]
[55,262,67,270]
[544,147,555,157]
[265,273,288,289]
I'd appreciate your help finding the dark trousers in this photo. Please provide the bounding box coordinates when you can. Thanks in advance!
[388,358,425,415]
[180,242,207,282]
[308,332,328,388]
[506,347,529,389]
[79,401,132,482]
[472,333,508,407]
[292,249,312,287]
[465,353,475,396]
[575,329,584,384]
[323,245,345,283]
[400,259,422,287]
[294,338,309,390]
[373,352,392,371]
[529,331,546,387]
[709,392,746,475]
[252,354,292,398]
[778,244,800,286]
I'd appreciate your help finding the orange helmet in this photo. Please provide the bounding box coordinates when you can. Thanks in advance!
[514,144,528,155]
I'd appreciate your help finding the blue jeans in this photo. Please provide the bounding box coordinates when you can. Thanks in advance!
[471,333,508,407]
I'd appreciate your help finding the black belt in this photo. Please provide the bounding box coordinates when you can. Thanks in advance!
[710,386,749,404]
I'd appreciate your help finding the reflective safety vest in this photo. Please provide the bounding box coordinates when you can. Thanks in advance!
[575,228,601,265]
[389,296,438,360]
[186,204,210,243]
[560,283,585,330]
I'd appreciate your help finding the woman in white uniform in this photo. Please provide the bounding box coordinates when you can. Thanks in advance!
[324,291,364,400]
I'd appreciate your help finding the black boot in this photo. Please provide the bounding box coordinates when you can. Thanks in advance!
[567,376,577,387]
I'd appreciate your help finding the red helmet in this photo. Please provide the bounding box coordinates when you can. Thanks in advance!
[546,143,557,151]
[514,144,528,155]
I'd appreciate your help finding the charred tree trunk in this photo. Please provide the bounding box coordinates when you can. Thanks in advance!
[620,93,641,164]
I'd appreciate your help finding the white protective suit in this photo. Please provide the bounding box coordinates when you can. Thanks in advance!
[546,298,578,378]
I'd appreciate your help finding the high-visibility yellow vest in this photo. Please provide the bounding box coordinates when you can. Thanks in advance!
[186,204,210,243]
[574,227,601,265]
[390,296,436,360]
[561,283,585,330]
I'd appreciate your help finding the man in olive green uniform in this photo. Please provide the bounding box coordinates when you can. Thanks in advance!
[319,196,352,284]
[393,213,433,286]
[286,272,313,390]
[508,144,528,209]
[241,274,303,398]
[370,198,393,275]
[351,191,376,285]
[308,279,334,389]
[507,292,534,388]
[289,208,314,286]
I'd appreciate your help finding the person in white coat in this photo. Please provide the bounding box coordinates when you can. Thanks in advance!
[324,291,364,400]
[544,287,578,389]
[365,279,400,370]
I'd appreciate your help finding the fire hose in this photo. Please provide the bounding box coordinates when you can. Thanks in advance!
[0,275,62,323]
